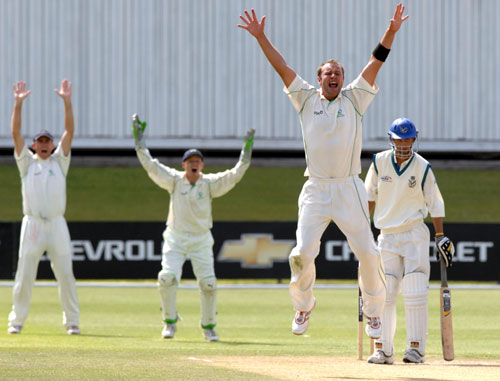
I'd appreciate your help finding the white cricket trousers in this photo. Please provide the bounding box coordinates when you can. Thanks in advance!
[375,223,430,355]
[289,176,386,317]
[8,215,80,327]
[159,228,217,327]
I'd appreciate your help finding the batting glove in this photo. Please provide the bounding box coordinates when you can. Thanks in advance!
[435,233,455,268]
[132,114,147,149]
[239,128,255,164]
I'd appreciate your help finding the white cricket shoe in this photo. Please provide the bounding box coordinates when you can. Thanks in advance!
[367,350,394,365]
[7,325,22,334]
[365,316,382,339]
[292,302,315,335]
[403,348,425,363]
[162,323,177,339]
[202,328,219,342]
[67,325,81,335]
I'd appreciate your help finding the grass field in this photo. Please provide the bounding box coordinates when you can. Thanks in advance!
[0,165,499,222]
[1,162,498,379]
[0,284,499,380]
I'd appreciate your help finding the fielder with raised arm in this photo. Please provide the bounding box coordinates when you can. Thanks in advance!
[132,115,254,341]
[365,118,455,364]
[238,4,408,338]
[8,80,80,335]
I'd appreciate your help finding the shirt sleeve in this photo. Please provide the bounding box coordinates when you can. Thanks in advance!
[423,168,445,218]
[364,162,378,202]
[206,159,250,198]
[52,142,71,176]
[283,74,317,114]
[136,147,179,193]
[14,143,33,177]
[342,74,379,116]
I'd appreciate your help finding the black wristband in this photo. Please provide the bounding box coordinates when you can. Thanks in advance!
[372,43,390,62]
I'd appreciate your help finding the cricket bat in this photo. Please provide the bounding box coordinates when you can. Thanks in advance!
[358,287,363,360]
[440,256,454,361]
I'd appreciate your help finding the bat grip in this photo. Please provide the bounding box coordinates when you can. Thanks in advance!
[440,255,448,287]
[358,288,363,322]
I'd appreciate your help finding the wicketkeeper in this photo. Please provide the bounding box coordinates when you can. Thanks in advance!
[364,118,455,364]
[132,114,254,341]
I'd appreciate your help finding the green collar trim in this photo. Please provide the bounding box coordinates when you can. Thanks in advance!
[391,152,415,176]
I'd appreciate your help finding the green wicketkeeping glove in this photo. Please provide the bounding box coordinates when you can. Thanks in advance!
[239,128,255,164]
[132,114,147,149]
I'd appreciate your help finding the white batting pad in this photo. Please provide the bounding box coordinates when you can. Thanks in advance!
[402,272,428,354]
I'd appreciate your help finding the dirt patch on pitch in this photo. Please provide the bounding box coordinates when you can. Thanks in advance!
[200,355,500,380]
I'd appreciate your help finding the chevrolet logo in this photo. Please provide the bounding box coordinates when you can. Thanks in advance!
[217,234,295,268]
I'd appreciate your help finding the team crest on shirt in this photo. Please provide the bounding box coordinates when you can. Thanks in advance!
[408,176,416,188]
[337,109,345,118]
[197,192,204,200]
[381,175,392,182]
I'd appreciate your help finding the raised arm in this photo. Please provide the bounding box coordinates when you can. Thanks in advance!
[361,3,408,86]
[238,9,296,88]
[11,81,32,156]
[54,79,74,156]
[131,114,178,192]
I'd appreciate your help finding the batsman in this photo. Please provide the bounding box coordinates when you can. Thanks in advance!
[364,118,455,364]
[132,114,254,341]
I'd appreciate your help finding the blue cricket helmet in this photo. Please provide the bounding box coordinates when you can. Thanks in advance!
[388,118,418,139]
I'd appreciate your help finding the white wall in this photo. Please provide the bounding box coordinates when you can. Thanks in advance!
[0,0,498,152]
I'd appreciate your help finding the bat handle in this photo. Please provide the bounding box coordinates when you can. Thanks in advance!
[440,255,448,286]
[358,287,363,360]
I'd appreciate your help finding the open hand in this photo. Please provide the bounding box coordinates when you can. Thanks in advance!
[237,9,266,38]
[390,3,409,33]
[13,81,32,102]
[54,79,72,102]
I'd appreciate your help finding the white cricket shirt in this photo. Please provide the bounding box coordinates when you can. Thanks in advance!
[137,148,249,234]
[284,74,378,178]
[365,150,445,234]
[15,143,70,219]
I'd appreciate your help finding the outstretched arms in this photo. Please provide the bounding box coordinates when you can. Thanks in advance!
[361,3,408,86]
[238,9,296,88]
[54,79,74,156]
[11,81,32,156]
